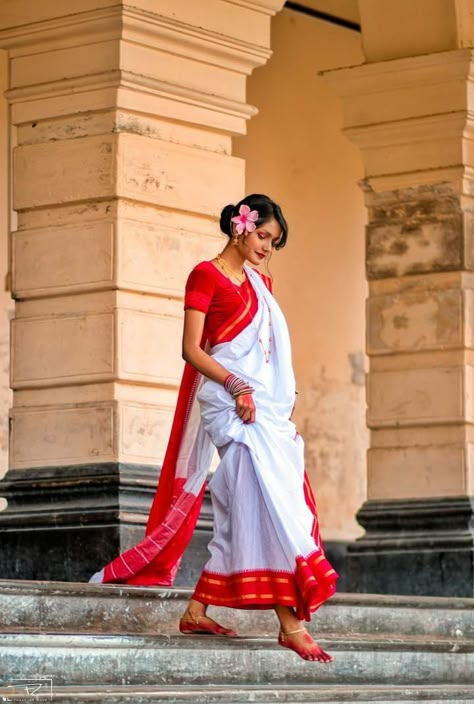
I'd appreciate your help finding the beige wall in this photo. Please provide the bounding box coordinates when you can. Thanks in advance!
[0,50,12,479]
[234,8,368,540]
[358,0,458,61]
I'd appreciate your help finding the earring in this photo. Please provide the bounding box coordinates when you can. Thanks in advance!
[233,233,239,246]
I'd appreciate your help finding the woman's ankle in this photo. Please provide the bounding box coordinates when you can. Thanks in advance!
[274,605,302,634]
[185,598,207,618]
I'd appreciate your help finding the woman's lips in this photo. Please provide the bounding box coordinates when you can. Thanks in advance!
[256,252,266,260]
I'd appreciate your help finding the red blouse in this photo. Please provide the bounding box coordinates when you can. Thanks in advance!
[184,260,272,347]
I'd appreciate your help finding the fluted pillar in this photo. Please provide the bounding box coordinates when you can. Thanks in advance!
[0,0,284,581]
[327,44,474,596]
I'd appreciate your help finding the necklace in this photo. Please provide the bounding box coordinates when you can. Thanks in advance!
[232,268,273,364]
[215,254,246,284]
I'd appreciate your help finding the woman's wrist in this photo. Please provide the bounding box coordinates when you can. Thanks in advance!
[224,373,254,399]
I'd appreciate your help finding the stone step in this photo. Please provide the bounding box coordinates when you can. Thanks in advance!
[1,632,472,687]
[1,580,473,640]
[8,684,473,704]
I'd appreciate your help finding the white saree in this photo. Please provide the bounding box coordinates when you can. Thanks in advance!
[191,268,337,619]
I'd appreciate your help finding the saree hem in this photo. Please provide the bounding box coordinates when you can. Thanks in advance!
[191,549,337,622]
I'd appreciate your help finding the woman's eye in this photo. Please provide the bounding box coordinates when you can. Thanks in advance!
[258,233,265,240]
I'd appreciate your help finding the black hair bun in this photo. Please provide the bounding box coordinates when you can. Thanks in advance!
[219,204,235,237]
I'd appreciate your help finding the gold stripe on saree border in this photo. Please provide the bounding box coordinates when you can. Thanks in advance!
[312,554,326,566]
[200,573,293,586]
[302,575,317,589]
[193,591,296,603]
[214,289,253,344]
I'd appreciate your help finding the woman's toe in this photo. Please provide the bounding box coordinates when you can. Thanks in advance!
[219,626,237,636]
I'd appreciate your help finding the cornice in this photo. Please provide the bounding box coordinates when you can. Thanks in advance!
[324,48,474,97]
[0,4,272,73]
[223,0,286,13]
[365,167,465,195]
[345,112,467,149]
[119,70,258,120]
[4,70,121,103]
[0,6,123,54]
[121,6,272,75]
[5,69,257,121]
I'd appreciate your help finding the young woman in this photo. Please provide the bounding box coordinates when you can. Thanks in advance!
[90,194,338,662]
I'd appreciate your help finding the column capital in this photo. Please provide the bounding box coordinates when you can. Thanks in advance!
[0,0,281,134]
[0,4,272,73]
[0,0,285,33]
[0,6,121,54]
[324,49,474,192]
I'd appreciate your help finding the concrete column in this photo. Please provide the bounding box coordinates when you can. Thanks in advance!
[0,0,283,581]
[0,50,12,480]
[327,45,474,596]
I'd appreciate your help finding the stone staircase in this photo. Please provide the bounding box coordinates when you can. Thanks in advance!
[0,579,473,703]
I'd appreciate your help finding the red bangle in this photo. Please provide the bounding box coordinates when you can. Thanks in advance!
[224,373,254,399]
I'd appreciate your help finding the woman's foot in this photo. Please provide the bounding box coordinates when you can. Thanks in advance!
[278,626,333,663]
[179,608,238,637]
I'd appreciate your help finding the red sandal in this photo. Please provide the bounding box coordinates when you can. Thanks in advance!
[179,610,238,637]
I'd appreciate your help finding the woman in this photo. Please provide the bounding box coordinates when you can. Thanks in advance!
[90,194,338,662]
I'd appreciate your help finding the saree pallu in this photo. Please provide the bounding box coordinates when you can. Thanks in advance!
[90,267,337,620]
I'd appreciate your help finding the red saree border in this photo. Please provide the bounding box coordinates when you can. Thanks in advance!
[213,282,257,345]
[192,549,338,622]
[101,347,206,586]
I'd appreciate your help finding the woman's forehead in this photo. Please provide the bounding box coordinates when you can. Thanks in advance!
[260,217,281,238]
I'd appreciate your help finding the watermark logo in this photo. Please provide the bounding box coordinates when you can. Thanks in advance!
[0,678,53,702]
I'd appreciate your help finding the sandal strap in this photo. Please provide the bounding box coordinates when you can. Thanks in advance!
[183,610,206,625]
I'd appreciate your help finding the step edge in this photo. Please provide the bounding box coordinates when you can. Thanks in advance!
[0,580,473,610]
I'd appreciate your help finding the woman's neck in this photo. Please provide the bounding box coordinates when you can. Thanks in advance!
[219,243,246,270]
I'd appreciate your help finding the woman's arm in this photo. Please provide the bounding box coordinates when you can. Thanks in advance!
[182,308,255,423]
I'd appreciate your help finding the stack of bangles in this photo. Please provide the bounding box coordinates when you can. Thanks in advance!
[224,373,254,399]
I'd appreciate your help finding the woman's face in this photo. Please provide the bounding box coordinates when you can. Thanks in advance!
[238,217,282,265]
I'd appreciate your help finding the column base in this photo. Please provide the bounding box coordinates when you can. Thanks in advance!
[347,497,474,597]
[0,464,213,584]
[323,540,350,592]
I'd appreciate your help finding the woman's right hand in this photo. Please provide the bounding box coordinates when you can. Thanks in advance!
[235,393,256,424]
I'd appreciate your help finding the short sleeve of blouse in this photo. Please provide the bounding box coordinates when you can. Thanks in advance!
[184,265,216,314]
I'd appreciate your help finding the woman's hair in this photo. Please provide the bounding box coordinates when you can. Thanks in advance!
[219,194,288,250]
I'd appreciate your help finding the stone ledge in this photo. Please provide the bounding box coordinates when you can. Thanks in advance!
[1,632,472,687]
[0,579,471,639]
[14,684,474,704]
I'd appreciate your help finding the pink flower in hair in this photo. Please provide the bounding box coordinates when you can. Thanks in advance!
[231,204,259,234]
